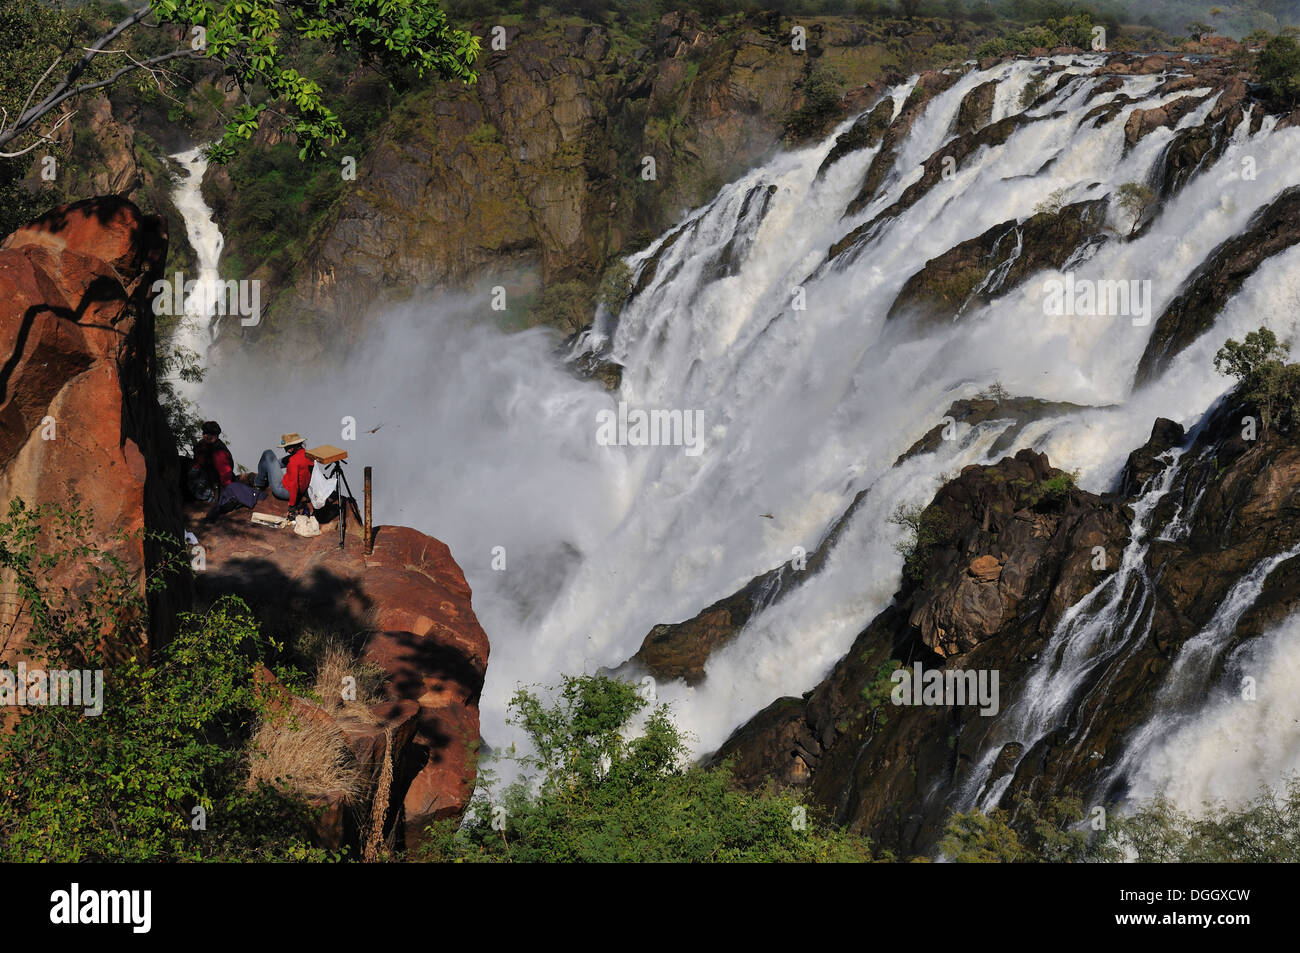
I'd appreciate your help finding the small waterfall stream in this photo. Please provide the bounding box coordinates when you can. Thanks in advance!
[167,145,226,395]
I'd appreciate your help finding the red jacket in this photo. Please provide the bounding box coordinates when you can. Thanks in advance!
[195,439,234,487]
[283,448,312,506]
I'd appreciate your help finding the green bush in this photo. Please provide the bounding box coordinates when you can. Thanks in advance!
[1214,327,1300,431]
[0,500,337,862]
[418,674,877,862]
[1259,35,1300,105]
[785,66,846,142]
[889,502,955,582]
[942,778,1300,862]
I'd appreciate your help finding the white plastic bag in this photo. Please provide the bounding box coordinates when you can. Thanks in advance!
[307,463,337,510]
[293,514,322,537]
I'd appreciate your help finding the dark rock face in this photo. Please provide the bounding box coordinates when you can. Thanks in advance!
[886,198,1109,326]
[254,17,977,351]
[897,395,1094,464]
[1134,186,1300,388]
[816,96,895,179]
[832,107,1047,267]
[715,393,1300,856]
[631,572,780,685]
[953,80,997,138]
[843,69,966,221]
[1119,417,1186,497]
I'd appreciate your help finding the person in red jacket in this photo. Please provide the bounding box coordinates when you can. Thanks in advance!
[189,420,234,502]
[256,432,314,514]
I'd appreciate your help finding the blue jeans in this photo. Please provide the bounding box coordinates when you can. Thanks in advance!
[257,449,290,501]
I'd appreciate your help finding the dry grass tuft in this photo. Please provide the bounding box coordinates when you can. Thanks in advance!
[249,714,366,802]
[308,635,388,722]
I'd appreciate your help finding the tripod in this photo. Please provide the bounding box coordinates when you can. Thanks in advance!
[325,459,363,549]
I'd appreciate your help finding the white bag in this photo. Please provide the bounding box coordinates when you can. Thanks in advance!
[307,463,337,510]
[293,514,322,537]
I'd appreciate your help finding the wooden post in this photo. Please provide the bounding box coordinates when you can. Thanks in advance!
[364,466,373,555]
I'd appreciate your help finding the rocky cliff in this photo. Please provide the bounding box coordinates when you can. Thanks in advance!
[190,499,490,850]
[0,197,186,653]
[245,12,1005,352]
[713,390,1300,856]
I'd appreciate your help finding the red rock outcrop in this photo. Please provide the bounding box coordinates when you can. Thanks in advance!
[0,196,186,656]
[189,494,489,846]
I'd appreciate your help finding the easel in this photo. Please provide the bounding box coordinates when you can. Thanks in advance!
[307,445,363,549]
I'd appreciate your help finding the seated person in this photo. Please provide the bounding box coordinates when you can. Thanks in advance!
[190,421,265,523]
[255,432,315,515]
[188,420,233,503]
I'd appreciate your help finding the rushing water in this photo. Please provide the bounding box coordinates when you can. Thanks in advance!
[167,145,226,394]
[186,55,1300,807]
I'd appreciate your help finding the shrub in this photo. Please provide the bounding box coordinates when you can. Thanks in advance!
[785,67,845,142]
[1214,327,1300,431]
[0,500,337,861]
[889,502,955,582]
[418,674,877,862]
[597,259,633,317]
[1116,181,1156,236]
[942,778,1300,862]
[1258,35,1300,104]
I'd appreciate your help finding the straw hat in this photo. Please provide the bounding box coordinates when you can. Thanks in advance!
[278,432,305,448]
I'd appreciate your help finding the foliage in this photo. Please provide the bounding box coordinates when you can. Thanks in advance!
[941,792,1109,862]
[1026,470,1077,508]
[977,380,1010,402]
[785,66,845,142]
[1116,181,1155,236]
[975,13,1095,57]
[1032,186,1070,217]
[1258,35,1300,105]
[418,674,877,862]
[597,259,633,318]
[1019,72,1045,108]
[0,500,337,861]
[859,658,902,731]
[942,777,1300,862]
[527,279,591,333]
[0,0,479,163]
[1214,326,1300,431]
[889,501,954,582]
[155,336,207,449]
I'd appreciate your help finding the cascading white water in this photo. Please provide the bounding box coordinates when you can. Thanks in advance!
[958,446,1187,812]
[1124,608,1300,810]
[167,145,226,390]
[194,55,1300,801]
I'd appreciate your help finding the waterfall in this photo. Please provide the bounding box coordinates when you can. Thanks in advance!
[192,55,1300,799]
[167,145,226,390]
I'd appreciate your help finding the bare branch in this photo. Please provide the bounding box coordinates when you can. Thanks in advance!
[0,4,156,150]
[0,110,76,159]
[0,49,202,152]
[20,53,66,121]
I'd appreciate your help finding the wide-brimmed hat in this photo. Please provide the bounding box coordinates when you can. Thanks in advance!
[278,432,305,448]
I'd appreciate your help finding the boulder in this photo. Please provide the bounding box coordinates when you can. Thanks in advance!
[0,196,186,656]
[190,499,489,844]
